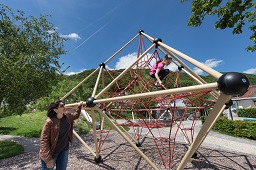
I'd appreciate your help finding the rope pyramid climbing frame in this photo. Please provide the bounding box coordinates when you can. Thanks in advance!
[61,30,249,170]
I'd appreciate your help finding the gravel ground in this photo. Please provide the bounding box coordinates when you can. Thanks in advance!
[1,131,256,170]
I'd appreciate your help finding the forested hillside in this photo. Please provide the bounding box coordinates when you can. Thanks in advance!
[34,69,256,111]
[67,70,256,88]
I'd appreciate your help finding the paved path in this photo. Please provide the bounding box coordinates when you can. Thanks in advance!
[193,123,256,155]
[1,120,256,155]
[121,119,256,156]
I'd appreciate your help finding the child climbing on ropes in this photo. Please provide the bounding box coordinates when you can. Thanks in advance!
[150,54,172,88]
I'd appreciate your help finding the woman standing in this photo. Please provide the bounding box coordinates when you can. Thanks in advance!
[39,100,83,170]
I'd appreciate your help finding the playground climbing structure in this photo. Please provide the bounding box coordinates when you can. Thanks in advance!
[61,30,249,170]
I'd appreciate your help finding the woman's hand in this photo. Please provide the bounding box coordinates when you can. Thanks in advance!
[78,101,83,107]
[46,159,54,168]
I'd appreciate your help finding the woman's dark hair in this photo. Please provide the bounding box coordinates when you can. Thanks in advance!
[47,100,63,118]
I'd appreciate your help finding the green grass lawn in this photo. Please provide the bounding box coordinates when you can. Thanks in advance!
[0,111,46,137]
[0,110,129,138]
[0,111,46,159]
[0,110,130,160]
[0,140,24,159]
[0,111,118,138]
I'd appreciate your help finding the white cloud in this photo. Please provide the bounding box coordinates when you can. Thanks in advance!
[114,52,180,72]
[243,68,256,74]
[204,59,223,67]
[105,65,113,70]
[61,33,81,41]
[47,27,58,34]
[115,52,160,70]
[193,67,204,75]
[65,69,86,76]
[167,63,178,72]
[114,52,138,69]
[47,30,55,34]
[193,59,223,75]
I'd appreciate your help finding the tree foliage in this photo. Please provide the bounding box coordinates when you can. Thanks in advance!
[0,4,68,117]
[181,0,256,52]
[34,70,97,111]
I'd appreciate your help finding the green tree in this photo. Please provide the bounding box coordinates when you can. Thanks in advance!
[0,4,68,117]
[181,0,256,52]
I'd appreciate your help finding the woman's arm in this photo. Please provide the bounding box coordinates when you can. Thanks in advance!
[39,120,53,164]
[72,101,83,120]
[154,68,162,85]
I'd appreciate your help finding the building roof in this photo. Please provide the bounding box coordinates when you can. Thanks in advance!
[232,86,256,100]
[240,86,256,98]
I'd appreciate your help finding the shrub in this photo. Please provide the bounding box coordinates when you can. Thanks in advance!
[234,121,256,140]
[237,108,256,118]
[200,116,207,124]
[75,118,91,134]
[201,116,256,140]
[212,116,236,135]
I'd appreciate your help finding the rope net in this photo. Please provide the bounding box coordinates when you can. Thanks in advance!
[98,89,214,169]
[90,64,215,168]
[79,35,216,169]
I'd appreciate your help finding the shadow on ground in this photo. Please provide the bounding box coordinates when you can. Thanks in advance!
[1,131,256,170]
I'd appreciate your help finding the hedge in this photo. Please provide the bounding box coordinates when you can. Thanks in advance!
[237,108,256,118]
[201,116,256,140]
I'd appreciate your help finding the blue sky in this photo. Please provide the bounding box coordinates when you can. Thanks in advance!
[3,0,256,76]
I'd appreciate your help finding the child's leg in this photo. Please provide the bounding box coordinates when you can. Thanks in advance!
[150,74,156,79]
[150,74,162,87]
[158,69,170,80]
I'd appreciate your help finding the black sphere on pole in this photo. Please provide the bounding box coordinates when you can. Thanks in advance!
[153,38,162,44]
[178,65,184,71]
[94,155,102,163]
[136,142,142,147]
[99,62,105,69]
[217,72,249,95]
[86,97,96,107]
[153,38,162,48]
[224,99,233,109]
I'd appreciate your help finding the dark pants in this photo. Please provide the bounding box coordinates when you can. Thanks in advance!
[150,69,170,81]
[41,148,69,170]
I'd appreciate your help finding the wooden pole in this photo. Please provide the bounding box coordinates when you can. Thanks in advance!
[141,32,220,98]
[104,33,140,64]
[141,32,222,79]
[73,130,96,157]
[65,83,218,107]
[177,93,230,170]
[160,43,222,79]
[144,35,207,85]
[107,113,137,142]
[95,43,156,99]
[94,83,218,104]
[95,107,159,170]
[61,69,99,100]
[61,33,140,101]
[91,109,100,157]
[92,66,103,97]
[182,69,219,99]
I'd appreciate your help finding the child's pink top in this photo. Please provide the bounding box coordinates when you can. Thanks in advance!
[150,62,164,75]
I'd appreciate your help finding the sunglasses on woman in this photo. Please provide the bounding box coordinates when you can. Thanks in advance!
[59,103,65,108]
